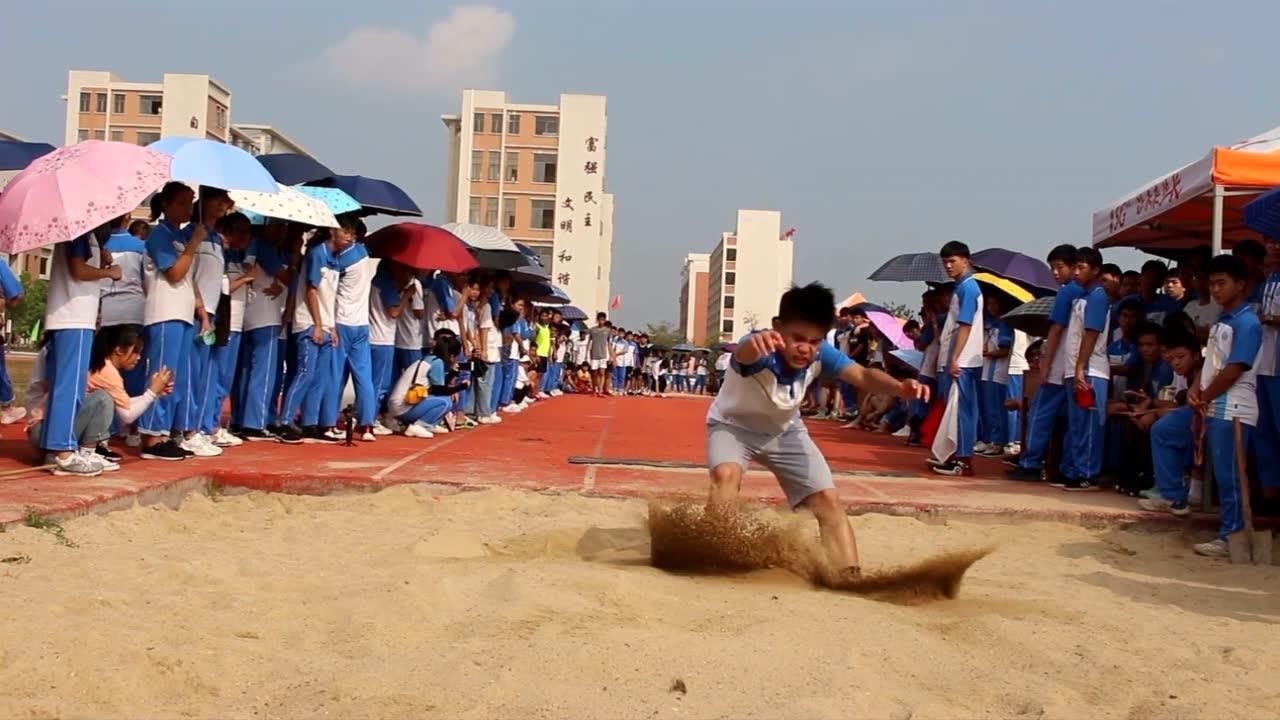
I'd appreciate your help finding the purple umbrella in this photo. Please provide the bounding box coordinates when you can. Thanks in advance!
[866,311,911,351]
[971,248,1056,294]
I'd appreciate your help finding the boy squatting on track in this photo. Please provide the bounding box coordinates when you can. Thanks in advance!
[706,282,929,577]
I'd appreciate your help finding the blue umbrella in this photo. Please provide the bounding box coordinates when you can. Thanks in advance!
[516,281,570,305]
[971,248,1056,294]
[511,263,550,282]
[471,248,528,271]
[1245,186,1280,239]
[147,137,278,193]
[256,153,335,185]
[889,348,924,372]
[559,305,587,322]
[0,140,56,172]
[294,185,361,215]
[867,252,948,284]
[314,174,422,216]
[515,242,544,265]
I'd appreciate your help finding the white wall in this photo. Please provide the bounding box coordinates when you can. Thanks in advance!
[682,252,710,337]
[732,209,791,335]
[159,74,219,140]
[552,94,609,312]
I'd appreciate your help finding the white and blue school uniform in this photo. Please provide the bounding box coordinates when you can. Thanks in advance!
[99,230,148,403]
[386,356,452,429]
[0,262,24,407]
[182,225,224,435]
[139,221,196,438]
[202,247,247,435]
[281,242,339,428]
[980,317,1013,447]
[39,235,101,452]
[422,272,460,347]
[1018,282,1082,471]
[393,278,425,380]
[1005,330,1028,445]
[1059,283,1111,481]
[1252,271,1280,491]
[497,316,527,407]
[1140,292,1183,325]
[368,266,403,415]
[235,237,287,431]
[936,272,984,460]
[331,243,378,427]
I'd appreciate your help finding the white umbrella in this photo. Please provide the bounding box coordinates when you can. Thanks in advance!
[230,183,338,228]
[442,222,519,252]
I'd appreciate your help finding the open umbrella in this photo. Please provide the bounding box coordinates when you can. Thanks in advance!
[1245,186,1280,239]
[294,185,361,216]
[672,342,697,353]
[0,141,56,172]
[515,281,570,305]
[510,263,551,282]
[443,222,520,252]
[971,248,1056,294]
[364,223,477,273]
[559,305,588,322]
[1000,296,1053,338]
[974,272,1034,304]
[0,141,171,254]
[148,137,277,193]
[229,183,337,228]
[889,348,924,372]
[515,242,544,265]
[867,252,948,284]
[256,153,335,185]
[866,310,912,351]
[471,248,528,271]
[315,174,421,216]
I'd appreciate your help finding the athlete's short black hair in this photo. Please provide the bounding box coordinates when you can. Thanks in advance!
[1161,329,1201,355]
[1046,244,1077,266]
[1077,246,1103,269]
[1207,253,1247,281]
[1134,321,1163,343]
[939,241,970,259]
[777,282,837,331]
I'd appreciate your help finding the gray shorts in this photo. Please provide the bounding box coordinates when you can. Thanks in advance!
[706,421,834,509]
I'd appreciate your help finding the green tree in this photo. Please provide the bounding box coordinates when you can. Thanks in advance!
[12,273,47,344]
[882,302,916,321]
[644,321,687,348]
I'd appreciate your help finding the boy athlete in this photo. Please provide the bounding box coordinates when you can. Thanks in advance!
[707,283,928,576]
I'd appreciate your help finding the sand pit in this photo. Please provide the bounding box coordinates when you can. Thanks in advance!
[1,487,1279,719]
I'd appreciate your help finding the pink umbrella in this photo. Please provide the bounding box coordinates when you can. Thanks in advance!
[866,310,912,351]
[0,140,172,254]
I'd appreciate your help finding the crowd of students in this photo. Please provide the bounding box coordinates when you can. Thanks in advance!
[804,238,1280,559]
[12,184,685,478]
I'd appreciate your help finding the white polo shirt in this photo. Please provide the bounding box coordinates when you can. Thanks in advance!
[394,279,424,350]
[368,269,402,347]
[142,221,195,326]
[241,238,287,333]
[1204,303,1263,426]
[292,242,339,332]
[45,235,101,331]
[939,273,984,370]
[191,228,225,315]
[335,243,376,328]
[1062,284,1112,381]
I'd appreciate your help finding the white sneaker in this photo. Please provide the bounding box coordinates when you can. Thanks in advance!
[0,406,27,425]
[212,428,243,447]
[432,424,451,435]
[1003,442,1022,456]
[537,392,551,400]
[478,415,501,425]
[550,389,563,397]
[973,442,993,454]
[80,448,119,473]
[1194,538,1229,558]
[181,435,223,457]
[371,422,394,436]
[48,452,102,477]
[892,425,911,438]
[125,433,143,448]
[324,427,346,441]
[502,404,523,414]
[404,423,434,439]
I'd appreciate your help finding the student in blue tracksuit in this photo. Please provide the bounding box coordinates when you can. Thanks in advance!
[393,276,425,382]
[1008,244,1080,482]
[330,222,378,440]
[369,260,414,433]
[1139,331,1203,515]
[41,231,120,476]
[0,257,26,426]
[1251,243,1280,502]
[179,186,233,456]
[1058,247,1111,491]
[280,225,347,442]
[236,221,293,442]
[498,299,528,412]
[1154,254,1262,559]
[97,215,148,438]
[976,295,1013,456]
[932,241,984,477]
[202,212,254,446]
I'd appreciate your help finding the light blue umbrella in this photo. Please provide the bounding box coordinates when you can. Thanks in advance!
[147,137,277,193]
[294,185,361,215]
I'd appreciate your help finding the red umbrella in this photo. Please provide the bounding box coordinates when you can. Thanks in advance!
[364,222,477,273]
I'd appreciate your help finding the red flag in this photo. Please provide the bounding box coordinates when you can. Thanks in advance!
[609,294,622,310]
[782,227,797,239]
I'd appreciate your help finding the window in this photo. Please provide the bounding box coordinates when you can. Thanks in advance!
[726,248,737,261]
[724,295,735,309]
[507,113,520,134]
[470,150,483,181]
[531,199,555,229]
[490,114,503,134]
[136,131,160,146]
[505,151,518,181]
[468,196,482,225]
[215,106,226,129]
[37,250,50,280]
[722,320,734,334]
[725,271,736,286]
[139,95,162,115]
[533,153,557,183]
[78,92,89,112]
[473,112,484,132]
[484,197,499,227]
[113,93,125,114]
[487,151,501,181]
[110,130,124,142]
[532,244,554,269]
[92,129,105,140]
[76,129,89,142]
[534,115,559,136]
[95,93,107,113]
[503,198,516,229]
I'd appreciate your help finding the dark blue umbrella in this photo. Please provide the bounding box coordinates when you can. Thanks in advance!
[256,153,336,185]
[511,264,550,282]
[0,140,57,172]
[1245,186,1280,239]
[314,174,422,217]
[472,248,527,271]
[971,248,1056,294]
[559,305,587,322]
[867,252,948,283]
[514,242,544,266]
[516,281,570,305]
[1000,296,1053,338]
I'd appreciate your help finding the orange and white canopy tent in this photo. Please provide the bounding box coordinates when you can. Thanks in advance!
[837,291,867,309]
[1092,124,1280,253]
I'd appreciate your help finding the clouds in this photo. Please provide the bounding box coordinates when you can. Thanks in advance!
[321,5,515,97]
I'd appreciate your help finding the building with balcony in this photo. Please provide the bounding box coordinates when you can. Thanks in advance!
[441,90,614,314]
[63,70,231,148]
[705,209,794,343]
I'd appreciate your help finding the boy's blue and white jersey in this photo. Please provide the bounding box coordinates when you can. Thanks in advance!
[708,334,853,435]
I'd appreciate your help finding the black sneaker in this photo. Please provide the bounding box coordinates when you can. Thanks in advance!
[1062,478,1100,492]
[95,444,123,463]
[905,432,923,447]
[141,441,187,462]
[164,439,196,458]
[274,425,305,444]
[932,461,974,477]
[240,428,276,442]
[1006,466,1042,482]
[301,426,338,444]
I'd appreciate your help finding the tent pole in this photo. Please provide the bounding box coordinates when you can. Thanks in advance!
[1211,184,1225,255]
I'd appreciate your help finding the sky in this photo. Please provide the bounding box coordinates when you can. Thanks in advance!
[2,1,1278,329]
